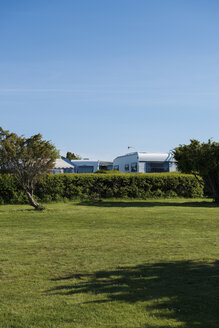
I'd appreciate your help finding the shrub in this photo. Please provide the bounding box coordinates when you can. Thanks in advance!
[0,174,28,204]
[0,172,204,204]
[94,169,125,174]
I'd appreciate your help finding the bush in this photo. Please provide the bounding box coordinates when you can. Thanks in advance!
[94,169,125,174]
[0,172,204,204]
[0,174,28,204]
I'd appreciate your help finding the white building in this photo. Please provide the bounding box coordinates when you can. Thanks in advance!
[70,160,113,173]
[113,152,177,173]
[53,158,75,174]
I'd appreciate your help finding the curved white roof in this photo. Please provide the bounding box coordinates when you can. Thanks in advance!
[114,152,175,162]
[138,152,174,162]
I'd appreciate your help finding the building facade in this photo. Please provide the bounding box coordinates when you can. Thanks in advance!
[70,160,113,173]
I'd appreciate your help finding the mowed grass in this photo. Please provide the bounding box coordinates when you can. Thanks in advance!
[0,199,218,328]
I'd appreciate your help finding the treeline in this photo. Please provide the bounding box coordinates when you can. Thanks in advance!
[0,173,203,204]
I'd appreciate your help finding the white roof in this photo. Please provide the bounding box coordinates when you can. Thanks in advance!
[70,160,99,166]
[54,158,75,169]
[115,152,175,162]
[70,160,113,165]
[138,152,174,162]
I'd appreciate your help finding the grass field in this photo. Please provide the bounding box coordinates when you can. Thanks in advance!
[0,199,218,328]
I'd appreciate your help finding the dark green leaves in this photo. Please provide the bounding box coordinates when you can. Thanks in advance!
[174,140,219,202]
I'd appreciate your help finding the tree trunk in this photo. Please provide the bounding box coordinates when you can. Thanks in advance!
[204,175,219,204]
[25,190,42,209]
[213,194,219,203]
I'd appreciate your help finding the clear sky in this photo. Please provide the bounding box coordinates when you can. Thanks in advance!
[0,0,219,160]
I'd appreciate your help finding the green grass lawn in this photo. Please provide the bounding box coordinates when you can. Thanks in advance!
[0,199,218,328]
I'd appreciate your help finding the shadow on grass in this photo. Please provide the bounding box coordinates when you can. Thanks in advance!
[0,208,35,213]
[76,200,217,208]
[48,261,219,328]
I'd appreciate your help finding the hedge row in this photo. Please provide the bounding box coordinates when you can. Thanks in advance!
[0,173,203,204]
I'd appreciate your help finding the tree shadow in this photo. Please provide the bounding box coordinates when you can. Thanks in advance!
[48,261,219,328]
[0,208,35,213]
[76,200,217,208]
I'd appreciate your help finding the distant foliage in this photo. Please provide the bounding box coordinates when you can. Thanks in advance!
[0,173,203,204]
[61,152,82,161]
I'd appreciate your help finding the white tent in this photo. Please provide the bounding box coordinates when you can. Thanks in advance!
[53,158,75,174]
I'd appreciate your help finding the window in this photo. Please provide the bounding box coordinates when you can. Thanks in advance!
[53,169,63,174]
[124,164,129,171]
[114,165,119,170]
[77,166,94,173]
[131,162,137,172]
[64,168,74,173]
[146,162,169,173]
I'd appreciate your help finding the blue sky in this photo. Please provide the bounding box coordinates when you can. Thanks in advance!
[1,0,219,160]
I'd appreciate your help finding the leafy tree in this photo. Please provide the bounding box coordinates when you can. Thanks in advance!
[0,127,59,209]
[61,152,81,161]
[173,139,219,202]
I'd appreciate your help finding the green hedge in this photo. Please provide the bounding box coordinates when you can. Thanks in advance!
[0,174,28,205]
[0,173,203,204]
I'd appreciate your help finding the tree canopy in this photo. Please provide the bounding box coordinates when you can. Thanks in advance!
[0,127,59,209]
[173,139,219,202]
[61,152,81,161]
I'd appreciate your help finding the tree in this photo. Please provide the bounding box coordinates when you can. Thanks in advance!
[61,152,81,161]
[0,127,59,209]
[173,139,219,203]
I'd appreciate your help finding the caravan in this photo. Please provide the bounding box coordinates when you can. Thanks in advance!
[113,152,177,173]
